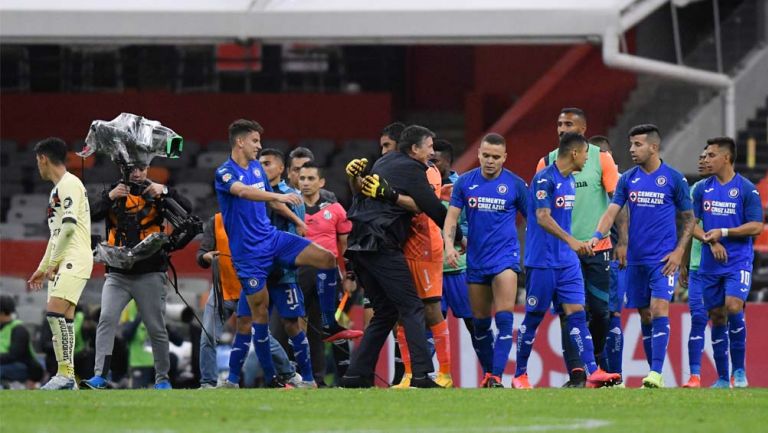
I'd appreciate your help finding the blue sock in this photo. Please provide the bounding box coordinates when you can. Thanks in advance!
[650,317,670,374]
[251,323,276,382]
[425,329,436,359]
[566,311,598,375]
[688,312,708,375]
[640,322,653,367]
[492,311,514,377]
[227,333,251,384]
[288,331,313,381]
[728,312,746,372]
[316,268,338,328]
[711,324,730,381]
[605,315,623,374]
[472,317,494,374]
[515,312,544,377]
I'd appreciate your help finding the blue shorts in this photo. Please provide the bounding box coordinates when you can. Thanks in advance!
[441,271,473,318]
[466,262,521,285]
[700,268,751,310]
[235,230,311,295]
[236,291,251,317]
[625,263,676,309]
[687,270,706,315]
[525,265,584,313]
[269,283,305,318]
[608,260,627,313]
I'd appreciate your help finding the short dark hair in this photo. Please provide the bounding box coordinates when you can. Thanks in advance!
[288,147,315,166]
[558,132,588,157]
[398,125,436,154]
[481,133,506,147]
[628,124,661,143]
[560,107,587,121]
[260,148,285,164]
[34,137,68,165]
[300,160,325,178]
[381,122,406,142]
[228,119,264,146]
[0,295,15,315]
[589,135,610,148]
[433,139,454,163]
[706,136,737,163]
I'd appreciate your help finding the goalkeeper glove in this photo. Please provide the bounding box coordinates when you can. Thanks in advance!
[345,158,368,178]
[361,174,399,203]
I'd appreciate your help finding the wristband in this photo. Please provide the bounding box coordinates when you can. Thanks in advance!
[592,231,604,240]
[720,228,729,238]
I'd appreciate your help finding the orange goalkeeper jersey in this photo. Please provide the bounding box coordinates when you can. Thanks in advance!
[404,164,444,263]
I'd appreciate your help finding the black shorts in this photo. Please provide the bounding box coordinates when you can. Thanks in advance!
[579,249,610,303]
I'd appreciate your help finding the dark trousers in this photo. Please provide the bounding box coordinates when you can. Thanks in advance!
[346,250,433,377]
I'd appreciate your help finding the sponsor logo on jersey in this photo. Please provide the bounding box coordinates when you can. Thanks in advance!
[468,197,478,208]
[222,173,232,183]
[469,184,479,190]
[629,191,638,202]
[536,190,547,200]
[555,196,566,208]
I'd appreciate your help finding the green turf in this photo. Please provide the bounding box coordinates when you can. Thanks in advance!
[1,388,766,433]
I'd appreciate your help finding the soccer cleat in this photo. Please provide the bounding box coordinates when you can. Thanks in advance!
[392,373,412,389]
[339,375,372,388]
[216,380,239,389]
[479,372,492,388]
[322,324,363,342]
[80,375,108,390]
[435,373,453,388]
[41,375,77,390]
[682,374,701,388]
[198,383,216,389]
[512,374,532,390]
[641,371,665,389]
[586,368,622,388]
[267,376,294,389]
[153,380,172,390]
[410,376,441,388]
[561,368,586,388]
[732,369,748,388]
[486,375,504,388]
[711,379,731,389]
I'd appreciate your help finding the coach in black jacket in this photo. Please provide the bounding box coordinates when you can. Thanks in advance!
[341,125,454,388]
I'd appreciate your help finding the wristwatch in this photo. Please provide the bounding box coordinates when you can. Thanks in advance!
[161,185,169,196]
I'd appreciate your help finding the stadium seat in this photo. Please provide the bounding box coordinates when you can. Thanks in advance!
[0,139,20,153]
[0,223,27,239]
[262,139,291,154]
[206,140,230,152]
[196,151,230,168]
[175,182,212,202]
[0,277,27,296]
[10,194,49,210]
[298,139,335,166]
[343,138,379,153]
[6,205,46,225]
[177,167,215,185]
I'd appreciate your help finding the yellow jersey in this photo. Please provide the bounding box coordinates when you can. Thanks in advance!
[45,171,93,278]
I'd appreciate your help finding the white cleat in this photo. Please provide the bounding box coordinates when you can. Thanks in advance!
[41,375,77,390]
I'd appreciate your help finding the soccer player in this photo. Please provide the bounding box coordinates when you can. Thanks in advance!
[692,137,763,388]
[27,138,93,390]
[536,109,620,387]
[444,133,528,388]
[590,124,695,388]
[214,119,354,387]
[514,133,620,389]
[680,150,711,388]
[380,122,405,155]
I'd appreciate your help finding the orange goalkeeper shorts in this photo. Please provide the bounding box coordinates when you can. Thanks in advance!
[406,259,443,300]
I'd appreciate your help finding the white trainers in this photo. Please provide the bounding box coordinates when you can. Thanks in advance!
[198,383,216,389]
[41,375,77,390]
[216,379,239,389]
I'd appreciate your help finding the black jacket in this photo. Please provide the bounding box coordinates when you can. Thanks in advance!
[347,152,450,252]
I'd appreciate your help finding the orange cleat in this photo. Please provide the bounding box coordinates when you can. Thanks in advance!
[682,374,701,388]
[512,374,532,390]
[479,372,492,388]
[586,368,622,388]
[322,326,364,342]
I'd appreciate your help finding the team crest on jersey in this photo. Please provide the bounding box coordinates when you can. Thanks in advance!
[555,196,566,208]
[703,200,712,212]
[248,278,259,288]
[468,197,478,208]
[323,210,332,220]
[536,190,547,200]
[655,176,667,187]
[254,169,262,178]
[729,188,739,198]
[497,184,508,195]
[222,173,232,183]
[629,191,638,202]
[527,296,538,307]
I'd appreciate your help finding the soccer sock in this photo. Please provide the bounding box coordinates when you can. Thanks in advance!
[728,311,747,372]
[515,312,544,377]
[711,324,730,381]
[650,316,670,374]
[289,331,313,381]
[66,318,75,377]
[47,313,74,378]
[396,327,412,375]
[605,315,624,374]
[640,322,653,367]
[227,333,251,384]
[316,268,338,328]
[251,323,276,382]
[566,311,598,375]
[688,312,708,375]
[430,320,451,374]
[472,317,494,374]
[492,311,514,377]
[425,329,436,359]
[331,339,351,379]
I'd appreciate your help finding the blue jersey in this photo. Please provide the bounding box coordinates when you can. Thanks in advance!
[692,174,763,274]
[214,158,275,263]
[525,163,578,268]
[450,168,528,272]
[268,180,305,284]
[612,162,692,265]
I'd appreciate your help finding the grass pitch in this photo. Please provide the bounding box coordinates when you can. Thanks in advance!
[1,388,766,433]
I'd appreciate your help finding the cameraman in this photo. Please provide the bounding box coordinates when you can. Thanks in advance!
[82,164,192,390]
